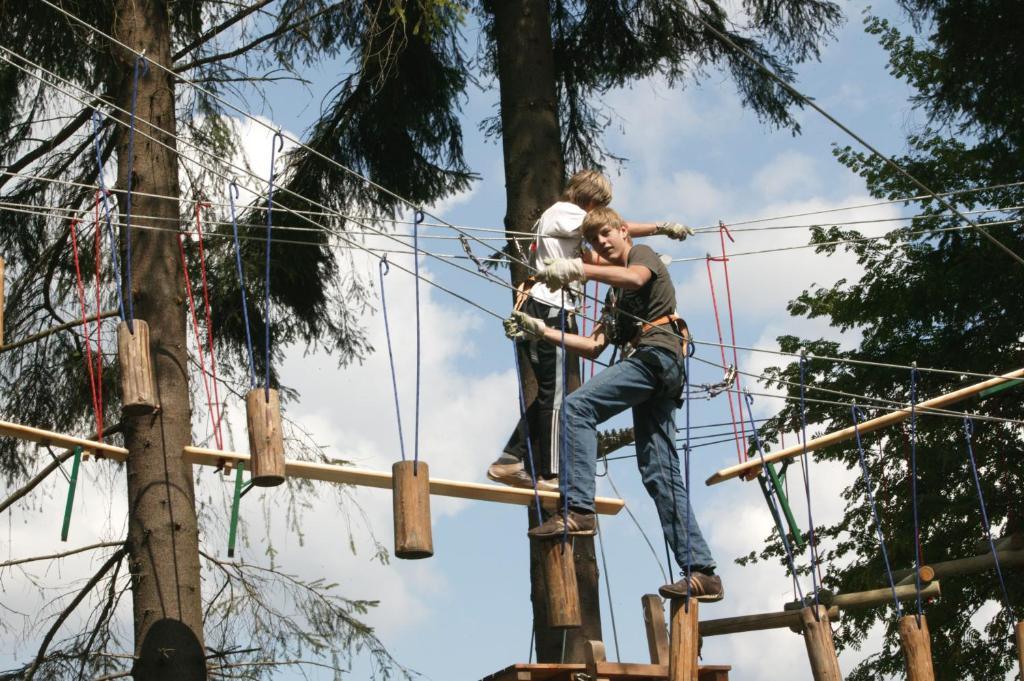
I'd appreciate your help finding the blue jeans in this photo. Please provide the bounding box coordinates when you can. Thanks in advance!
[562,346,716,572]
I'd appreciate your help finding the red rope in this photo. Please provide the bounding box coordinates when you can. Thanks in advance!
[717,222,749,458]
[177,230,223,450]
[69,216,103,439]
[706,255,744,462]
[192,202,225,442]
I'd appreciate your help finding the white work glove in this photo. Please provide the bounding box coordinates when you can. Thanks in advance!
[655,222,695,241]
[535,257,585,289]
[504,310,547,340]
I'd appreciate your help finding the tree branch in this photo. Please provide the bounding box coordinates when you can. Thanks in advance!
[172,0,275,61]
[0,309,120,355]
[174,3,344,73]
[0,422,122,514]
[0,103,98,193]
[23,546,128,681]
[0,542,126,569]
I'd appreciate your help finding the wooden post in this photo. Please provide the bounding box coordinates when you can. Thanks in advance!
[642,594,670,664]
[584,640,609,681]
[897,614,935,681]
[0,256,5,346]
[539,538,581,628]
[669,598,699,681]
[244,387,285,487]
[1016,621,1024,679]
[392,460,433,559]
[801,606,842,681]
[117,320,158,415]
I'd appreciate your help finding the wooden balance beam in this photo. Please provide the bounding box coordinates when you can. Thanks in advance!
[0,419,625,514]
[700,580,941,637]
[892,550,1024,582]
[706,367,1024,485]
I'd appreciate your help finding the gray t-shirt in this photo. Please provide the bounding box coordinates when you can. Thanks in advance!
[603,244,682,356]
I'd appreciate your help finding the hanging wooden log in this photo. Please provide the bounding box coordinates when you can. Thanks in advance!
[642,594,670,664]
[1016,621,1024,679]
[828,580,940,609]
[801,605,842,681]
[895,565,936,586]
[892,550,1024,582]
[0,256,5,346]
[539,538,581,628]
[392,460,433,559]
[117,320,158,415]
[244,387,285,487]
[898,614,935,681]
[700,605,840,637]
[669,598,699,681]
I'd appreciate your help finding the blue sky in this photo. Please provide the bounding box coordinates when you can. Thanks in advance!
[0,2,950,680]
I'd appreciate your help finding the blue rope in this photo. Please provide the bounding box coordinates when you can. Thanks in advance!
[683,347,692,606]
[798,354,822,614]
[851,403,903,618]
[122,55,148,331]
[963,417,1013,615]
[742,391,805,604]
[378,256,407,462]
[264,132,284,400]
[909,364,923,623]
[559,294,569,545]
[413,210,423,473]
[90,110,125,322]
[228,182,257,387]
[511,339,543,523]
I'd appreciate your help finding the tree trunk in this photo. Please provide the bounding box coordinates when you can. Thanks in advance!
[111,3,206,679]
[491,0,602,662]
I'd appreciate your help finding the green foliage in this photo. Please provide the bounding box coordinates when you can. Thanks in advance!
[754,6,1024,679]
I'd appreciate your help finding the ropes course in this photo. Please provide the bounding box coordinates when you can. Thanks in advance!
[1,3,1021,681]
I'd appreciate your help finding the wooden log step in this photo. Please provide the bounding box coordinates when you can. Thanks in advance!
[477,662,732,680]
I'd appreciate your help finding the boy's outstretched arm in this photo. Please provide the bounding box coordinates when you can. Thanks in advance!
[504,311,610,360]
[626,221,695,240]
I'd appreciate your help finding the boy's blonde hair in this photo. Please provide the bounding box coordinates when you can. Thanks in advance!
[580,206,625,241]
[562,169,612,208]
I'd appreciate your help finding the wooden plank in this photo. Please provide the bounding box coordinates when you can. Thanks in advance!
[0,419,624,513]
[700,606,840,637]
[477,663,731,681]
[706,367,1024,485]
[892,550,1024,582]
[0,419,128,458]
[185,445,626,514]
[829,580,940,609]
[641,594,670,664]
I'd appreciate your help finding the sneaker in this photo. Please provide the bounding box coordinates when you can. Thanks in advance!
[659,572,725,602]
[527,510,597,539]
[487,458,531,487]
[535,476,560,493]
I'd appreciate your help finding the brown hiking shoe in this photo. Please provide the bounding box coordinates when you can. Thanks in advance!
[659,572,725,602]
[534,476,559,493]
[487,458,532,488]
[527,510,597,538]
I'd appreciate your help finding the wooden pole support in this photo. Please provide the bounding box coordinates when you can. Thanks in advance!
[0,256,5,345]
[801,605,842,681]
[585,640,609,681]
[117,320,158,415]
[539,538,581,628]
[1016,621,1024,680]
[245,388,286,487]
[669,599,699,681]
[392,460,433,559]
[642,594,670,664]
[898,614,935,681]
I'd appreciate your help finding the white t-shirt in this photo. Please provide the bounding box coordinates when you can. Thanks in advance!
[530,201,585,311]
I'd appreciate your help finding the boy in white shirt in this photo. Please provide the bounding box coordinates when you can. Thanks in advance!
[489,170,693,491]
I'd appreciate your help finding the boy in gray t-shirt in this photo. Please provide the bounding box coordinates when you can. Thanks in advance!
[505,206,722,603]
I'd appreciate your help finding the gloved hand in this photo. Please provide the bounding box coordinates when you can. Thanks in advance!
[535,257,585,288]
[655,222,695,241]
[504,310,547,340]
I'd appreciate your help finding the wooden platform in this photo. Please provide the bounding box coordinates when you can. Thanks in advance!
[480,662,731,680]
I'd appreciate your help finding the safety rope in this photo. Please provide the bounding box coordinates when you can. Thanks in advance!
[191,201,224,444]
[228,182,257,387]
[851,403,903,617]
[122,54,148,331]
[89,111,125,322]
[909,365,923,624]
[510,338,543,523]
[378,256,406,463]
[705,255,743,462]
[716,222,748,455]
[559,291,569,544]
[413,210,423,471]
[798,354,823,615]
[264,132,284,399]
[683,345,693,605]
[963,417,1013,615]
[68,217,104,440]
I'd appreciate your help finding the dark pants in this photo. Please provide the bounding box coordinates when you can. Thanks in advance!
[503,299,580,478]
